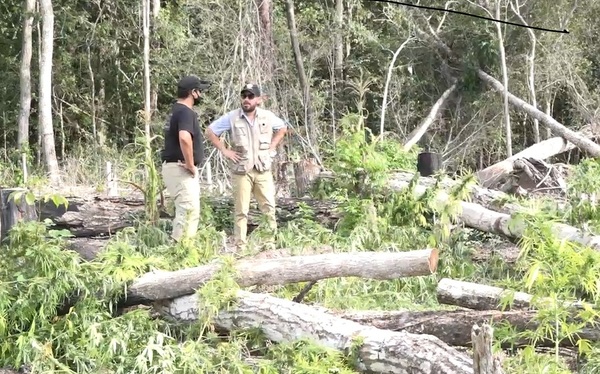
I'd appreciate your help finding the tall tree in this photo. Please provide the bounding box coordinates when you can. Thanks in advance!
[38,0,61,184]
[17,0,36,154]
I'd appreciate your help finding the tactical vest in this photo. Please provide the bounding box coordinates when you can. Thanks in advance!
[229,108,275,175]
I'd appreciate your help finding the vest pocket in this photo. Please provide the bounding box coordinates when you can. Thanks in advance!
[257,153,272,171]
[233,124,248,146]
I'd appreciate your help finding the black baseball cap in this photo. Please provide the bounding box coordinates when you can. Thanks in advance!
[178,75,212,92]
[240,83,261,97]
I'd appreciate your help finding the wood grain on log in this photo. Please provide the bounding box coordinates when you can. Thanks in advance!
[158,291,474,373]
[126,248,438,305]
[335,308,600,348]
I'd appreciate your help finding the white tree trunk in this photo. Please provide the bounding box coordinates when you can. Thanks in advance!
[38,0,61,185]
[142,0,152,154]
[380,37,413,138]
[472,324,505,374]
[17,0,36,153]
[495,0,512,157]
[160,291,475,373]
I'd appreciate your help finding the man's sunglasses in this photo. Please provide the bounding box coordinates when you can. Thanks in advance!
[241,93,255,99]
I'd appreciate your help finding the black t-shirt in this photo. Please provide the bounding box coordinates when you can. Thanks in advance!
[161,103,204,167]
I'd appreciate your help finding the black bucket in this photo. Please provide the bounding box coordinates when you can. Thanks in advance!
[417,152,442,177]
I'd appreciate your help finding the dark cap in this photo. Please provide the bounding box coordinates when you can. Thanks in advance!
[178,75,212,92]
[240,83,261,97]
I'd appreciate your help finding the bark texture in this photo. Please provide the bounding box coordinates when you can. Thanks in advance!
[159,291,475,373]
[472,324,504,374]
[127,248,438,305]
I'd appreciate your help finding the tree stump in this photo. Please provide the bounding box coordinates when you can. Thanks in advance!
[472,323,504,374]
[417,152,442,177]
[0,188,38,243]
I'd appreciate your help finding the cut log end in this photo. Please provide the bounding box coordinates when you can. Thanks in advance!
[428,247,439,273]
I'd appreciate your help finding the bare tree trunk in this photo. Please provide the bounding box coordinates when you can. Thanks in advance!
[472,324,505,373]
[333,0,344,80]
[510,0,539,143]
[142,0,152,156]
[283,0,315,145]
[380,37,413,137]
[495,0,512,157]
[17,0,36,155]
[38,0,61,185]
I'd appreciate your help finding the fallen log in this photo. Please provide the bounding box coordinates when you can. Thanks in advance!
[388,175,600,250]
[475,126,597,189]
[125,248,439,305]
[333,308,600,348]
[158,291,474,373]
[36,195,341,238]
[436,278,589,312]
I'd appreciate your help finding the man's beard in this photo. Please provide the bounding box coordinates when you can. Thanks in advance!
[242,103,256,112]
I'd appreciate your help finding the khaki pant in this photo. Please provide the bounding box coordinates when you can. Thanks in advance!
[161,162,201,242]
[232,168,277,250]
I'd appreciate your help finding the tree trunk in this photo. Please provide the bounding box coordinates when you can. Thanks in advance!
[17,0,36,153]
[404,81,457,151]
[125,248,438,305]
[380,37,413,137]
[472,324,505,373]
[38,0,61,185]
[495,0,512,157]
[159,291,475,373]
[0,188,38,243]
[283,0,315,145]
[142,0,152,155]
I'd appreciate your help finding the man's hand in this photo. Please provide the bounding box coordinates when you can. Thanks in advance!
[180,162,198,177]
[222,149,242,162]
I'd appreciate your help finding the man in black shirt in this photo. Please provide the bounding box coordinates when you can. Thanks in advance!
[161,75,211,243]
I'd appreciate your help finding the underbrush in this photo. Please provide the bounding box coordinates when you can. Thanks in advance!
[2,117,600,373]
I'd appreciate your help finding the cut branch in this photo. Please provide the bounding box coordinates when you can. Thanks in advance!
[158,291,474,373]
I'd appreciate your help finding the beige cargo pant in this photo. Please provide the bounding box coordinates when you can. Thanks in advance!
[232,168,277,250]
[161,162,201,242]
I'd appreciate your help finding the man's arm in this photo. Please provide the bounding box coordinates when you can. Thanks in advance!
[177,111,197,171]
[205,112,242,162]
[270,115,288,151]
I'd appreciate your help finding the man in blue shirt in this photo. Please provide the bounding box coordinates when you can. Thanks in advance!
[205,83,287,251]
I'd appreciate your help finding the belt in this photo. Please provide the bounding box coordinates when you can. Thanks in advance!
[163,160,199,167]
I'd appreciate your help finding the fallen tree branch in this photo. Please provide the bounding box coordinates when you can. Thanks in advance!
[404,80,458,151]
[158,291,474,373]
[414,26,600,157]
